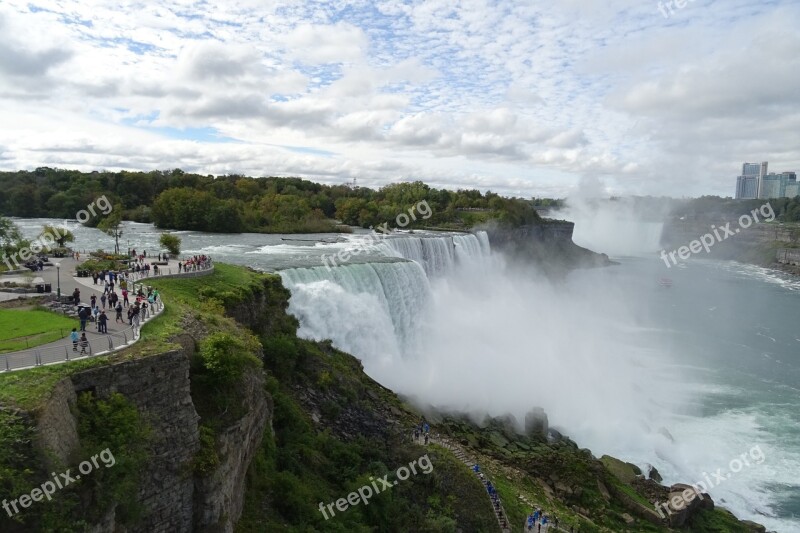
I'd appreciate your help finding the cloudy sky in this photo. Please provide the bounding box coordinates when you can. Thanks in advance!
[0,0,798,198]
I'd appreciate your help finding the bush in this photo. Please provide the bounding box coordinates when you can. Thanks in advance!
[197,332,261,387]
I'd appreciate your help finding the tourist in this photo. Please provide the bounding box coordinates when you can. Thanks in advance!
[79,333,88,355]
[122,288,129,307]
[72,287,80,305]
[90,295,96,309]
[115,301,124,323]
[70,329,78,352]
[98,311,108,334]
[100,293,107,309]
[78,306,89,332]
[92,305,100,329]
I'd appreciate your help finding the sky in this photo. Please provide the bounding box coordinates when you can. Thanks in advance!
[0,0,798,198]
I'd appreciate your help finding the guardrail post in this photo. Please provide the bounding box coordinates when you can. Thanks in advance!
[4,357,9,371]
[35,350,42,366]
[108,336,113,350]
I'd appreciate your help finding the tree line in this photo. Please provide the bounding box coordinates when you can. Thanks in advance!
[0,168,544,233]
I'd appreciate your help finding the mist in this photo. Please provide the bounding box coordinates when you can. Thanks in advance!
[555,196,672,257]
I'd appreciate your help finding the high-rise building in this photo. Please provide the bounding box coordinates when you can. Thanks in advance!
[742,162,765,177]
[760,173,783,199]
[736,175,759,199]
[783,172,798,198]
[736,161,768,199]
[757,171,798,199]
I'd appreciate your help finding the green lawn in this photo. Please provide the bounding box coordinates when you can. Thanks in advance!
[0,308,77,353]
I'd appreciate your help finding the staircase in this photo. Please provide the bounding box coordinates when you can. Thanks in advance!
[420,434,512,532]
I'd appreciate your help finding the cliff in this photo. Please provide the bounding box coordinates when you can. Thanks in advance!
[661,218,800,271]
[483,220,615,275]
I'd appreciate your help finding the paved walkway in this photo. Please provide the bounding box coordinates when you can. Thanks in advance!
[0,257,211,371]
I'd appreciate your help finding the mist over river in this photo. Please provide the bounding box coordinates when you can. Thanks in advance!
[13,217,800,531]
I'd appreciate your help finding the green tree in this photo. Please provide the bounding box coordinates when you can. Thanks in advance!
[39,224,75,248]
[0,217,26,258]
[159,233,181,255]
[98,210,124,254]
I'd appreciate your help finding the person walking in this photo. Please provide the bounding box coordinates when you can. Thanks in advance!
[79,333,89,355]
[70,328,79,352]
[115,301,124,323]
[100,293,107,310]
[98,311,108,334]
[122,288,129,307]
[78,306,88,332]
[72,287,81,305]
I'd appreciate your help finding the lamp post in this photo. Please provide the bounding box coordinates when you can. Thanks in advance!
[56,263,61,300]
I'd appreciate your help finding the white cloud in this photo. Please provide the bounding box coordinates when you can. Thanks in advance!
[0,0,797,198]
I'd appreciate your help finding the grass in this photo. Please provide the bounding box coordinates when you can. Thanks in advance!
[0,264,264,411]
[0,308,77,353]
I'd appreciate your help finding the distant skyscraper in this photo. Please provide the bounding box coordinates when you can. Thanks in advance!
[760,173,783,199]
[736,161,768,199]
[736,175,759,199]
[742,162,763,177]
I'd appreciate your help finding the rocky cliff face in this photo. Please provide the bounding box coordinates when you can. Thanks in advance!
[31,278,278,533]
[37,351,200,532]
[483,220,614,275]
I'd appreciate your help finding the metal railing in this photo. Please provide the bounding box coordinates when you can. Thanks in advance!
[0,299,164,372]
[119,260,213,282]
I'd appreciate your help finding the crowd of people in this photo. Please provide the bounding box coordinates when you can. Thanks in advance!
[526,508,559,532]
[178,254,211,273]
[71,265,161,336]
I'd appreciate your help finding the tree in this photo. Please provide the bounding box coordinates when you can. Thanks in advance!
[159,233,181,255]
[98,210,124,254]
[0,217,22,250]
[39,224,75,248]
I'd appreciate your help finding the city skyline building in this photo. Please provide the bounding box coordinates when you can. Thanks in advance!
[736,162,799,199]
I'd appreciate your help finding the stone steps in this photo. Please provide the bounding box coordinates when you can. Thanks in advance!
[420,434,512,532]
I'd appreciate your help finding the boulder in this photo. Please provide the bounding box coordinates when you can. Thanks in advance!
[646,464,663,483]
[524,407,548,437]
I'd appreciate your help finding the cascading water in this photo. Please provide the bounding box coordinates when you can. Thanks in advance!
[377,231,491,277]
[278,231,492,364]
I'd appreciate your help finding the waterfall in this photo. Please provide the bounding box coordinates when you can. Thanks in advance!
[378,231,491,276]
[279,261,432,363]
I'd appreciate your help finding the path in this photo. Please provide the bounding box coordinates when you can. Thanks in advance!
[0,257,211,371]
[417,433,512,532]
[418,433,578,533]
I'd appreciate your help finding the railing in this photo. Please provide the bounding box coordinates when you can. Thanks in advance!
[0,299,164,372]
[121,260,213,282]
[429,435,513,533]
